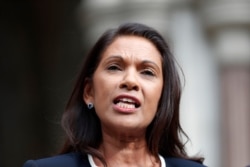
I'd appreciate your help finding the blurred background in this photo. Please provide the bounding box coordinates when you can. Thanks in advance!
[1,0,250,167]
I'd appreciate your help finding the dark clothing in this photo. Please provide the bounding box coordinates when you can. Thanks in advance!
[23,152,206,167]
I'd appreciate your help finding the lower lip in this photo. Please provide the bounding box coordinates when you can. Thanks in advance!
[112,104,138,113]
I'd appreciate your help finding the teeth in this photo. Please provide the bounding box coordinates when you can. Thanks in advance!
[117,102,135,109]
[120,98,135,103]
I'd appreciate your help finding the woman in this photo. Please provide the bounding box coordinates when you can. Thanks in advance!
[23,23,206,167]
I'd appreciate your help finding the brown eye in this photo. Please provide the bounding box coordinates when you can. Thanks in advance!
[107,65,121,71]
[141,69,155,76]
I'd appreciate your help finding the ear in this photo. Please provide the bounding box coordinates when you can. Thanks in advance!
[83,78,94,105]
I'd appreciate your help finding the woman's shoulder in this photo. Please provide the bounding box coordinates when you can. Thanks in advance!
[23,152,91,167]
[23,153,207,167]
[165,157,207,167]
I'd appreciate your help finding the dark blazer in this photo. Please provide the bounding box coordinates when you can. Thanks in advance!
[23,152,206,167]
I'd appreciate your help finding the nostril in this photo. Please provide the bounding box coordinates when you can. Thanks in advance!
[119,83,126,89]
[119,81,139,91]
[132,85,139,91]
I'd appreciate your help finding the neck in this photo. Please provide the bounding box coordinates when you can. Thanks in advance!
[93,128,160,167]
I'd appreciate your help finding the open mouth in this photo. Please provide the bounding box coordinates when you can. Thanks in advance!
[113,97,140,109]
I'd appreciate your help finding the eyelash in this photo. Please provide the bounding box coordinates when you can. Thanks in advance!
[141,69,155,76]
[107,64,121,71]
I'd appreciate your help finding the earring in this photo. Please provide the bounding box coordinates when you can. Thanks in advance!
[87,103,94,109]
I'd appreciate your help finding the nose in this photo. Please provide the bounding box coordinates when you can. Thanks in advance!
[119,68,139,91]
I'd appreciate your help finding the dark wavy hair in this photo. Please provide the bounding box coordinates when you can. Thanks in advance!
[60,23,204,165]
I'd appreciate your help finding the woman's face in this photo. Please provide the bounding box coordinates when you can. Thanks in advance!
[84,35,163,135]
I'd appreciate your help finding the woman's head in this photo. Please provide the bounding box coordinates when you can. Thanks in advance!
[83,35,164,137]
[61,23,186,159]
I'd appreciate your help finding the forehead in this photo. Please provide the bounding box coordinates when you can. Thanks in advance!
[101,35,162,63]
[107,35,158,52]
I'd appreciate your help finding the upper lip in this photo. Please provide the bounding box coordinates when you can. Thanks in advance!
[113,94,141,107]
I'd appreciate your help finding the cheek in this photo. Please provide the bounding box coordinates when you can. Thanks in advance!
[144,83,163,111]
[150,81,163,100]
[92,74,116,103]
[93,81,107,100]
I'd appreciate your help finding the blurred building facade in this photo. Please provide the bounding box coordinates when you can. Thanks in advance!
[79,0,250,166]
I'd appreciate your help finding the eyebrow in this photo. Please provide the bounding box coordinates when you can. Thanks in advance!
[141,60,161,73]
[103,55,123,62]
